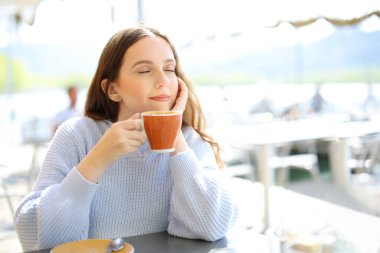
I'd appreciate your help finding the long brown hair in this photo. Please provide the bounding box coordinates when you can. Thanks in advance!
[85,27,223,169]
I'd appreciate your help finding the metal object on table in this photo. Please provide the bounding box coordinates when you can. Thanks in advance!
[106,238,125,253]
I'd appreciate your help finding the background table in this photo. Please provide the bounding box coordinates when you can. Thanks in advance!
[227,179,380,252]
[211,119,380,230]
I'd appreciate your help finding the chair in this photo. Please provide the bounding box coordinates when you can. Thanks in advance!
[270,140,320,186]
[0,164,26,216]
[0,173,25,241]
[0,178,23,216]
[348,133,380,175]
[19,118,50,191]
[221,145,256,181]
[0,142,45,193]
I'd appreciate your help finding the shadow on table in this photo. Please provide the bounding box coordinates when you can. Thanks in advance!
[126,232,228,253]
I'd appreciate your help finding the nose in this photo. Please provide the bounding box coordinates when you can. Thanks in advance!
[155,70,169,88]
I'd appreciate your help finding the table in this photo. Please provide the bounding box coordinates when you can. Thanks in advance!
[267,186,380,252]
[24,229,271,253]
[227,179,380,252]
[211,119,380,230]
[22,181,380,253]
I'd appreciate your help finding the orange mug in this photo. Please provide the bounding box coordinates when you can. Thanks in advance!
[141,111,182,152]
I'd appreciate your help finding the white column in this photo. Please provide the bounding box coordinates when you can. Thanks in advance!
[256,144,274,231]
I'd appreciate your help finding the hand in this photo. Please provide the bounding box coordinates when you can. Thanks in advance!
[99,113,146,158]
[77,113,146,182]
[170,78,189,155]
[171,77,188,113]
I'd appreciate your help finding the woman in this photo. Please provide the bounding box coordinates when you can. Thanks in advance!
[14,27,237,251]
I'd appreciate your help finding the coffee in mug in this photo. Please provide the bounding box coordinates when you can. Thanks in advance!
[141,111,182,152]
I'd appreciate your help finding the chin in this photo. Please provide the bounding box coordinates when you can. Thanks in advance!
[151,106,171,111]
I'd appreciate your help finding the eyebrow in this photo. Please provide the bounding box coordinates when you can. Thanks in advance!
[131,59,176,69]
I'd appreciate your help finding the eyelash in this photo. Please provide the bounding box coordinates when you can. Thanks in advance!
[139,69,175,74]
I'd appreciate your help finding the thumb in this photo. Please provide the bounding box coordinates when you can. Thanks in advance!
[129,112,141,120]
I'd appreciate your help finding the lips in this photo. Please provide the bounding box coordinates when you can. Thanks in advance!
[150,94,170,102]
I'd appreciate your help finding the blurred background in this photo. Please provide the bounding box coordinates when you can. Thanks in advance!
[1,0,380,252]
[1,0,380,139]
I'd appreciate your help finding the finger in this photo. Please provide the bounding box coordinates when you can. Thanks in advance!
[120,136,147,154]
[172,78,188,112]
[129,112,141,120]
[115,118,142,131]
[125,138,145,148]
[177,77,188,97]
[172,99,186,112]
[121,143,139,154]
[126,130,146,143]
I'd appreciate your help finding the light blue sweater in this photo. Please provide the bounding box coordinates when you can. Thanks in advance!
[14,117,237,251]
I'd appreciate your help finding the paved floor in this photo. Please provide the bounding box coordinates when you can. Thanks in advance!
[288,177,376,215]
[0,190,24,252]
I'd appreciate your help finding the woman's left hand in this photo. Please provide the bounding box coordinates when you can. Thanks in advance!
[170,77,189,155]
[171,77,188,113]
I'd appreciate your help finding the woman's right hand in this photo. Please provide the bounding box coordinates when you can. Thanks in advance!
[77,113,146,183]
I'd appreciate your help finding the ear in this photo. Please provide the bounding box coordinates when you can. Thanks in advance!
[101,79,121,102]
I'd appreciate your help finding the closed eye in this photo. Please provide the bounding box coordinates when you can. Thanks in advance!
[164,65,176,72]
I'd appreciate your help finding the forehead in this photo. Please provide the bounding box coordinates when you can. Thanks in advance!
[123,35,175,63]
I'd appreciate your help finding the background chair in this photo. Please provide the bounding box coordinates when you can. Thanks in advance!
[0,177,24,217]
[221,145,256,181]
[348,133,380,175]
[0,164,27,217]
[0,164,26,240]
[347,133,380,215]
[270,140,320,187]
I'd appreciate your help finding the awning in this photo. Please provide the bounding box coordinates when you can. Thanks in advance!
[0,0,379,46]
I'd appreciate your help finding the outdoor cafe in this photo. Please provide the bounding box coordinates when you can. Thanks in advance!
[1,0,380,252]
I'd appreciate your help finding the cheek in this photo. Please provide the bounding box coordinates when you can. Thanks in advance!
[170,76,179,95]
[119,81,145,104]
[131,88,147,107]
[128,84,143,96]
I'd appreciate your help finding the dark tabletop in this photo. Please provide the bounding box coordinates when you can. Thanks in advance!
[23,229,268,253]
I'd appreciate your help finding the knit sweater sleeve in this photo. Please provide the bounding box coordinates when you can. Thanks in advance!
[167,127,238,241]
[14,118,99,251]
